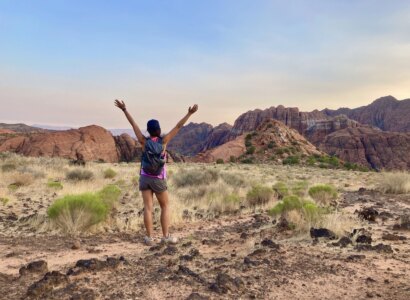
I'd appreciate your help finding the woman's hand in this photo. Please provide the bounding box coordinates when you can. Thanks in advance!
[115,99,126,111]
[188,104,198,114]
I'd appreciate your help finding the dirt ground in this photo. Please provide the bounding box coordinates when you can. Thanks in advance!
[1,187,409,300]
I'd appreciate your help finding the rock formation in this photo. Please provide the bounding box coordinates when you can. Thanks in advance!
[194,120,322,163]
[322,96,410,132]
[319,126,410,170]
[0,125,120,162]
[167,122,213,156]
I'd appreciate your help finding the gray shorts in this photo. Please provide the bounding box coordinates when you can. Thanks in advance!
[139,175,167,193]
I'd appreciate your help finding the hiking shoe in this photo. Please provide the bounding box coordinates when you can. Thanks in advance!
[143,236,155,246]
[161,235,178,244]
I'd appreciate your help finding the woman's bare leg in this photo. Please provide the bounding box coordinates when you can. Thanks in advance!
[142,190,154,237]
[155,191,170,237]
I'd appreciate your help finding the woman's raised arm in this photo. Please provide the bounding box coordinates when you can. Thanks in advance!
[114,99,146,146]
[162,104,198,144]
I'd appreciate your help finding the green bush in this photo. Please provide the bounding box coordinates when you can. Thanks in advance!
[1,163,16,172]
[240,157,254,164]
[268,196,324,223]
[282,195,304,211]
[272,182,289,198]
[216,158,224,164]
[245,140,252,147]
[267,141,276,149]
[246,146,256,155]
[308,184,338,206]
[97,184,121,209]
[103,168,117,179]
[283,156,300,165]
[66,169,94,181]
[275,148,285,155]
[291,181,309,197]
[245,133,252,141]
[47,181,63,189]
[0,197,9,205]
[229,156,236,163]
[173,169,219,188]
[307,156,316,166]
[246,185,274,206]
[47,193,108,234]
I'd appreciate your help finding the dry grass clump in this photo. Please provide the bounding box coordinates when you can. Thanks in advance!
[103,168,117,179]
[221,172,246,187]
[319,211,360,237]
[47,185,121,234]
[66,169,94,181]
[378,171,410,194]
[308,184,338,206]
[8,172,34,189]
[1,162,16,172]
[173,168,219,188]
[210,193,241,213]
[246,185,274,207]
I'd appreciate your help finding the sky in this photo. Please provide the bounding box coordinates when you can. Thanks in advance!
[1,0,410,131]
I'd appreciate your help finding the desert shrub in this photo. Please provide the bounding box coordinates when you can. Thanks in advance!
[229,156,236,163]
[245,140,252,147]
[8,172,34,188]
[241,157,254,164]
[1,163,16,172]
[378,172,410,194]
[211,193,241,213]
[246,146,255,155]
[291,181,309,197]
[66,169,94,181]
[173,168,219,188]
[272,182,289,199]
[216,158,224,164]
[275,148,285,155]
[307,156,316,166]
[47,181,63,189]
[16,166,46,179]
[47,193,108,234]
[283,156,300,165]
[267,141,275,149]
[221,173,246,187]
[269,196,325,231]
[245,133,252,140]
[328,156,340,167]
[0,197,9,205]
[246,185,274,207]
[308,184,338,206]
[103,168,117,179]
[97,184,121,209]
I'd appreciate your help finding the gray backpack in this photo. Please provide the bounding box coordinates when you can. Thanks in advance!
[141,137,165,176]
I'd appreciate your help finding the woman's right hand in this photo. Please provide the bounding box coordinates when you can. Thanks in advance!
[114,99,126,111]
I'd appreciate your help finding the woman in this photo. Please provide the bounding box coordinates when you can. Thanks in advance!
[115,99,198,245]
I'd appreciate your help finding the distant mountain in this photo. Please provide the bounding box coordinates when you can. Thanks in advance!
[32,124,74,131]
[0,123,47,133]
[322,95,410,132]
[108,128,136,138]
